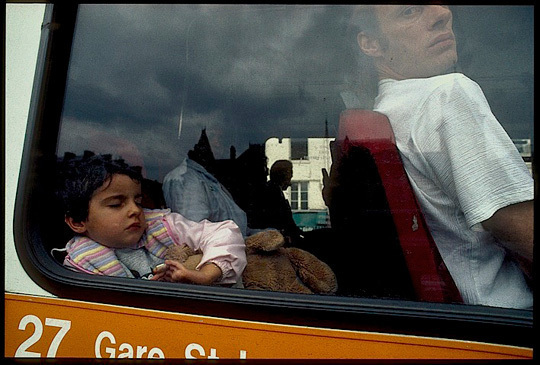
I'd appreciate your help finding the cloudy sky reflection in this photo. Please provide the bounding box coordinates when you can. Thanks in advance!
[58,5,534,181]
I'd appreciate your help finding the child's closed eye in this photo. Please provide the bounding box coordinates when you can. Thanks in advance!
[106,199,124,208]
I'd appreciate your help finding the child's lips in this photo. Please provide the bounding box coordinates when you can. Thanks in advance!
[126,222,142,231]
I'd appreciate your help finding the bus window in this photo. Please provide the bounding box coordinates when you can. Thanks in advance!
[14,4,533,350]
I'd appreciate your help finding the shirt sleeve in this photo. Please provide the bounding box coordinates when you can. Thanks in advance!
[413,74,533,228]
[163,212,247,285]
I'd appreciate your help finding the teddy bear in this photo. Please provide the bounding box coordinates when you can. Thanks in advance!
[164,230,337,294]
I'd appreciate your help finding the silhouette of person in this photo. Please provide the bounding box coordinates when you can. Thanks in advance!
[251,160,304,245]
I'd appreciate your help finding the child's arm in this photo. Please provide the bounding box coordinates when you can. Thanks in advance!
[163,212,246,285]
[152,260,222,285]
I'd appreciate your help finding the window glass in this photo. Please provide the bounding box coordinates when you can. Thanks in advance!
[291,139,309,160]
[54,5,533,307]
[290,181,309,211]
[58,5,350,181]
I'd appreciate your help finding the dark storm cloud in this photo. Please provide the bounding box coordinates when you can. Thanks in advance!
[59,5,533,180]
[65,5,351,121]
[59,5,354,179]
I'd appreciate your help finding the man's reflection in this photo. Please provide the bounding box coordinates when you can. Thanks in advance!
[250,160,304,245]
[351,5,533,308]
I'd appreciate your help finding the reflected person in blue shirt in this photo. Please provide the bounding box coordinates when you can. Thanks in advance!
[163,157,249,237]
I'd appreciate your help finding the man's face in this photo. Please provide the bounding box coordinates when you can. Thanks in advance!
[74,174,147,248]
[281,168,293,190]
[366,5,458,80]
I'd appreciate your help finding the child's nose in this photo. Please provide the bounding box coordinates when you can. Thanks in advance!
[128,200,143,216]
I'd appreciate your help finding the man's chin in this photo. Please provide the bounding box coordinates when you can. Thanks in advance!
[425,59,458,78]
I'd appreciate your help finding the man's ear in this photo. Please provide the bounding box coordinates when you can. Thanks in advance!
[65,216,87,234]
[357,31,383,57]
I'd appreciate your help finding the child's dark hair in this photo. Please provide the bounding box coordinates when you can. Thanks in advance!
[57,151,143,222]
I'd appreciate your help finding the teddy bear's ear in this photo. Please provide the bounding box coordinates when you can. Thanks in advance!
[245,230,284,252]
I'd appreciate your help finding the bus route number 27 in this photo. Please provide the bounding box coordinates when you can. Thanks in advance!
[15,315,72,358]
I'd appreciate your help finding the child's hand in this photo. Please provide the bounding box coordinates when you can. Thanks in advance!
[164,260,222,285]
[149,263,168,281]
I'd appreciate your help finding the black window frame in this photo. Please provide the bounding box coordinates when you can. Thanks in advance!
[13,3,533,349]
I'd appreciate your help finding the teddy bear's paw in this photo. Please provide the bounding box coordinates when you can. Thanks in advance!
[164,245,198,262]
[286,247,338,294]
[183,253,203,271]
[164,245,202,271]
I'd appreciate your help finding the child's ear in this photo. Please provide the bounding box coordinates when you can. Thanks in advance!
[65,216,87,234]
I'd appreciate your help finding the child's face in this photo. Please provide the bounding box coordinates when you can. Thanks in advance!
[70,174,147,248]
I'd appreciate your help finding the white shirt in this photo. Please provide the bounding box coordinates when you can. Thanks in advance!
[374,73,533,308]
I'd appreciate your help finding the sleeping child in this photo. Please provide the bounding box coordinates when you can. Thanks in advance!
[56,152,246,286]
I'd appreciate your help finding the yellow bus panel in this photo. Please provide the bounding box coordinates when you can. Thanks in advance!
[5,293,532,359]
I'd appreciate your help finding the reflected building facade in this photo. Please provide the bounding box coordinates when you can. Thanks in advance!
[265,137,335,231]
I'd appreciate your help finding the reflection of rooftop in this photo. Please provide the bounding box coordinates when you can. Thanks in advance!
[511,139,533,176]
[475,73,533,92]
[512,138,531,158]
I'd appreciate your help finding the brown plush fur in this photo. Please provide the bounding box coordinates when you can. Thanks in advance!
[164,230,337,294]
[164,245,202,271]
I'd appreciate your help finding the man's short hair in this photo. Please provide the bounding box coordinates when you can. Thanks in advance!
[56,151,143,222]
[349,5,379,36]
[270,160,293,185]
[347,5,382,109]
